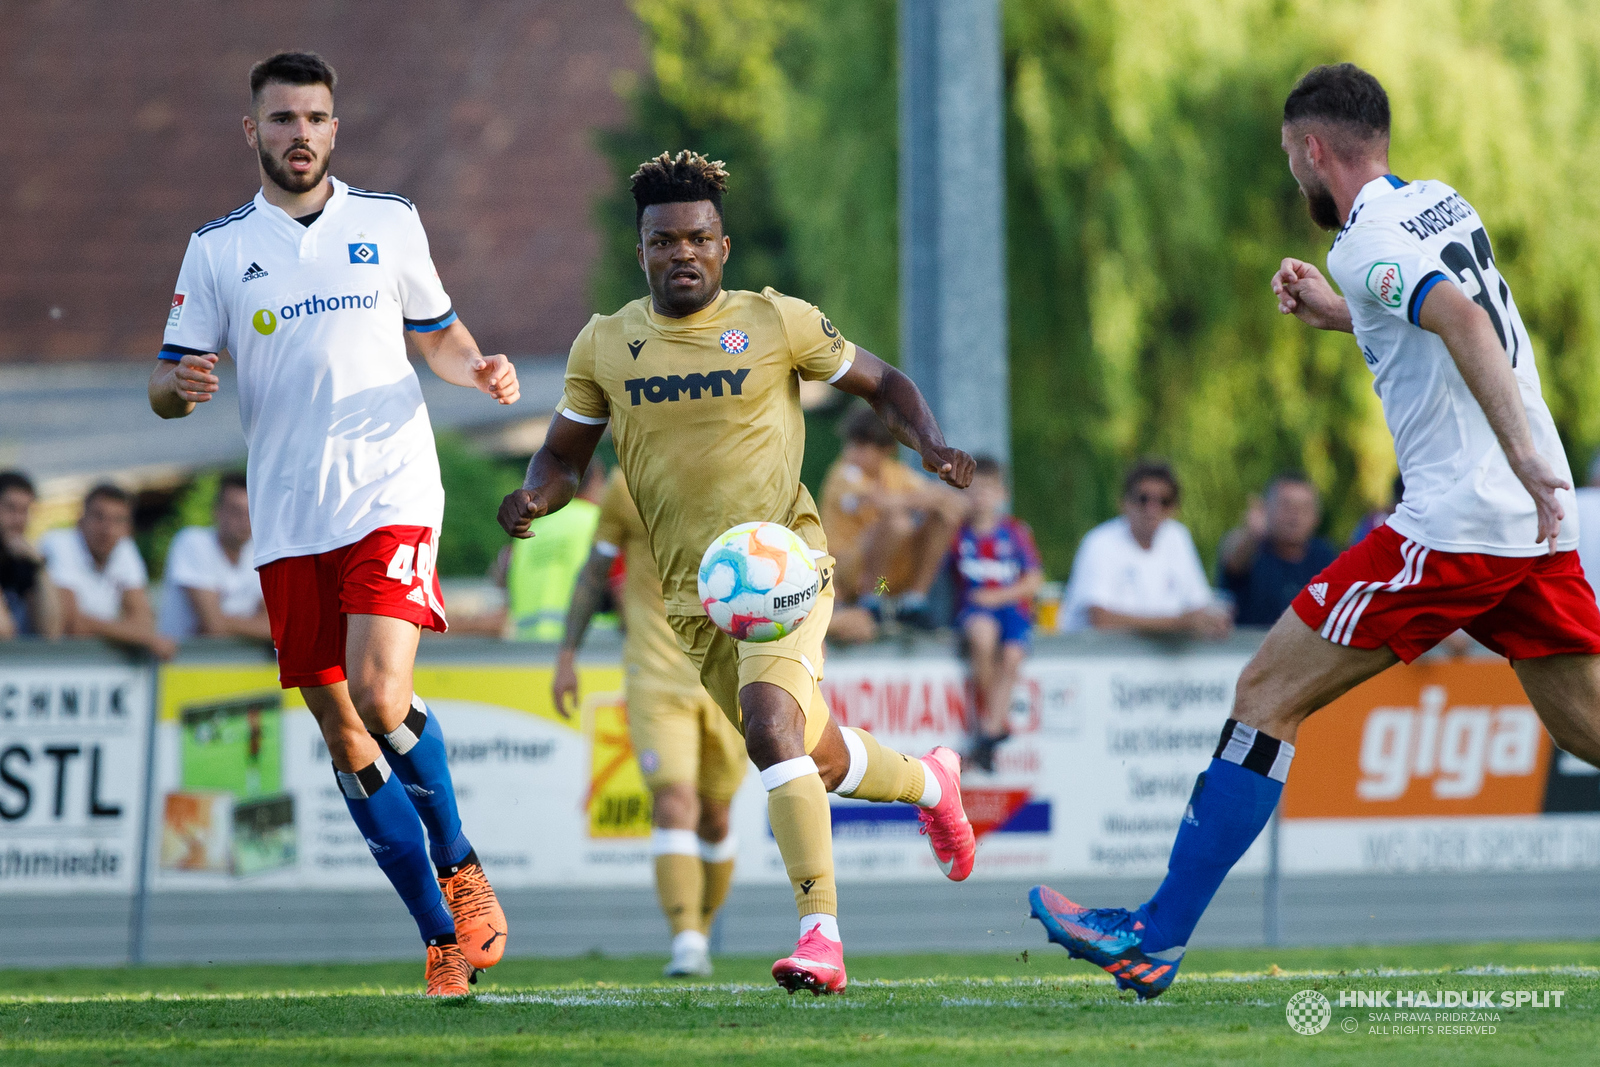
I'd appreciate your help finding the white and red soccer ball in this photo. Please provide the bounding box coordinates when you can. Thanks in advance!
[698,522,820,642]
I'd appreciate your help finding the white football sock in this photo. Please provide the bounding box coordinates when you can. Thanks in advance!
[672,929,709,954]
[799,913,840,943]
[914,756,942,808]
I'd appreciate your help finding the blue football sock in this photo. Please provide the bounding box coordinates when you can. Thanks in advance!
[377,695,473,871]
[1136,721,1294,954]
[337,756,455,943]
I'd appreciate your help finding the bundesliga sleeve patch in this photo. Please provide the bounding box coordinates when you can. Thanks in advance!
[1365,261,1404,308]
[167,293,185,329]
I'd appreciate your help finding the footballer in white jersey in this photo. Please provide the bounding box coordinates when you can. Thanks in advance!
[148,51,515,996]
[1027,62,1600,1001]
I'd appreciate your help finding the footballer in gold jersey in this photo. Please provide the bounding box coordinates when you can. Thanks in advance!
[500,151,978,995]
[553,468,746,977]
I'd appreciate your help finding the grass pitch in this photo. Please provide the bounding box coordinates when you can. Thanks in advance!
[2,942,1596,1066]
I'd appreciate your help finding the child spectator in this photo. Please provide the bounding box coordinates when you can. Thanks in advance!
[953,456,1043,771]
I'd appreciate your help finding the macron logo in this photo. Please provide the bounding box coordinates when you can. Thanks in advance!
[1308,582,1328,607]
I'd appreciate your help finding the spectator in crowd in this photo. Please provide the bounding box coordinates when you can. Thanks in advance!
[501,460,609,641]
[1061,460,1230,638]
[41,484,176,659]
[1575,452,1600,604]
[1351,473,1404,545]
[158,472,270,642]
[954,456,1044,772]
[1217,473,1337,627]
[0,470,63,640]
[821,406,966,641]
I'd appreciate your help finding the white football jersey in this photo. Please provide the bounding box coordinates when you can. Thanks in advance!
[1327,175,1576,557]
[161,177,455,567]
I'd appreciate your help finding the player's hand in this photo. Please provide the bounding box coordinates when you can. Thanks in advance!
[1271,258,1353,332]
[472,353,520,406]
[922,444,975,489]
[1510,451,1570,554]
[172,352,220,404]
[149,634,180,662]
[552,648,579,720]
[497,487,550,538]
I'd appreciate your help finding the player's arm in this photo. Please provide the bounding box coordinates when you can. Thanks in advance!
[410,319,520,405]
[1419,282,1568,552]
[552,545,616,719]
[1271,258,1353,332]
[831,348,975,489]
[149,352,221,419]
[498,415,606,538]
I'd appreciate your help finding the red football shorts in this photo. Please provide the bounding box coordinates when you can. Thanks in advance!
[1291,523,1600,663]
[259,525,448,689]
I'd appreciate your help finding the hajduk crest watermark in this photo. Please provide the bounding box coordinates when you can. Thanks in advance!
[1286,990,1332,1035]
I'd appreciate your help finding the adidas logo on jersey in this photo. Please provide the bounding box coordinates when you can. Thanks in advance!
[1308,582,1328,607]
[241,261,269,282]
[407,586,427,605]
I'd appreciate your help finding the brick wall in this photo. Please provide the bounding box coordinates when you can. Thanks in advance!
[1,0,645,361]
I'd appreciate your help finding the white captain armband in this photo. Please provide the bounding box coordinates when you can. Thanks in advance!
[824,360,853,385]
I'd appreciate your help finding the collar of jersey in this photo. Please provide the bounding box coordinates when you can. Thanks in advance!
[1349,173,1407,217]
[644,289,729,330]
[253,175,348,235]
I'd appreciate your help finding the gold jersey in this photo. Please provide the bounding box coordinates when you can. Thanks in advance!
[557,287,855,616]
[593,468,703,697]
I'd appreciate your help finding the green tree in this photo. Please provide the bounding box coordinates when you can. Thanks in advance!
[602,0,1600,576]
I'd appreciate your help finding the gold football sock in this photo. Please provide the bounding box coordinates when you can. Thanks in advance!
[765,769,837,918]
[838,726,927,804]
[655,854,703,936]
[652,829,705,936]
[699,858,735,934]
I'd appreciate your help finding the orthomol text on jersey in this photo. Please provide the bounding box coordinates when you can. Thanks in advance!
[623,368,752,405]
[252,291,381,335]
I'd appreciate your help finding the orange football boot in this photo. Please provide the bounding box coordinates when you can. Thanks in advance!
[424,938,475,997]
[439,854,508,970]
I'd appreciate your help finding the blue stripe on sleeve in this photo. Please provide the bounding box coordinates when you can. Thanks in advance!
[159,343,209,361]
[404,309,458,333]
[1408,271,1446,326]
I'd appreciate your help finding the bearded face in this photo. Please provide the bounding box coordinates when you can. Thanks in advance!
[259,138,331,195]
[1301,173,1342,231]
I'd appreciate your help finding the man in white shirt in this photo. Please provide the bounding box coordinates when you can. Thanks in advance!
[42,485,175,660]
[146,52,518,995]
[1030,63,1600,1001]
[159,472,269,641]
[1060,460,1231,637]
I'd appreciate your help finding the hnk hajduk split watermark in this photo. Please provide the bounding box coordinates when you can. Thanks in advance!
[1286,988,1565,1037]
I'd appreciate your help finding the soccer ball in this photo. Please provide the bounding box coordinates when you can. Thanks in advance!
[698,522,821,642]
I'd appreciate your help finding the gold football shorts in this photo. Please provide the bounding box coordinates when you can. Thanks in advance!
[625,682,748,801]
[668,562,835,756]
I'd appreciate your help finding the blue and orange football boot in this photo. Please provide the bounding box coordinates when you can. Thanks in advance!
[1027,885,1183,1000]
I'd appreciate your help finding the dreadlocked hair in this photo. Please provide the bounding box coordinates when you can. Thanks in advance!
[630,150,729,228]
